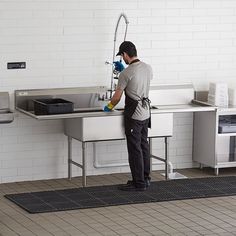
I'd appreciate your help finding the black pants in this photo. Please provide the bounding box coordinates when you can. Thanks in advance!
[124,117,150,188]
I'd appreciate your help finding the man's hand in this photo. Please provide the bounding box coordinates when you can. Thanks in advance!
[113,61,125,72]
[103,102,114,112]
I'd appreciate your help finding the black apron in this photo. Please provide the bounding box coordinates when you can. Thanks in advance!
[124,94,151,128]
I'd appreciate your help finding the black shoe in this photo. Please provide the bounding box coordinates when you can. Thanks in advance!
[126,179,150,188]
[126,180,134,185]
[118,183,146,191]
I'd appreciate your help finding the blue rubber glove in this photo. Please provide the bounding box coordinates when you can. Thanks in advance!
[104,105,112,112]
[103,102,114,112]
[113,61,125,72]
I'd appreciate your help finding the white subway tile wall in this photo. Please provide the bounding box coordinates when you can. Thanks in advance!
[1,0,236,183]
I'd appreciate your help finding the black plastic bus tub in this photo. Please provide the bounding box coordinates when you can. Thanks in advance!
[33,98,74,115]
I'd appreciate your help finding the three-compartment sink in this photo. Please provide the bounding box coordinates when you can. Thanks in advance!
[64,112,173,142]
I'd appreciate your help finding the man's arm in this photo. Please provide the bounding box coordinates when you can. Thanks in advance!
[110,88,123,106]
[104,88,123,111]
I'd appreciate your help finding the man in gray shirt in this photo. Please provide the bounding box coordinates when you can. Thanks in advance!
[104,41,153,191]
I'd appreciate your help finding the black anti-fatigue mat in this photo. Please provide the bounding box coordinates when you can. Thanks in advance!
[5,176,236,214]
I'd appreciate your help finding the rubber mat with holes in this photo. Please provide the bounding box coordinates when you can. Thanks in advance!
[5,176,236,214]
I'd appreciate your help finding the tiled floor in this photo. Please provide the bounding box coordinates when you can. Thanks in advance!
[1,168,236,236]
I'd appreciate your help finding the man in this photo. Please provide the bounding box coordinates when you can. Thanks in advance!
[104,41,153,191]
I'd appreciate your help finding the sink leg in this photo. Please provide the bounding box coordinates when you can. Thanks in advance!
[82,142,86,187]
[68,136,72,180]
[165,137,169,180]
[215,168,219,176]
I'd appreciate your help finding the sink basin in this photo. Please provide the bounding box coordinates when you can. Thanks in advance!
[64,113,173,142]
[0,109,14,123]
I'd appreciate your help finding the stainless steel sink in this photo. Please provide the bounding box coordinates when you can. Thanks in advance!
[64,113,173,142]
[0,109,14,123]
[0,92,14,123]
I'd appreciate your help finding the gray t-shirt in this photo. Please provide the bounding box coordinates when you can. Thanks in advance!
[117,61,153,121]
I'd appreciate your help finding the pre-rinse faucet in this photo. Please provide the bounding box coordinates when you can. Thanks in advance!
[107,13,129,99]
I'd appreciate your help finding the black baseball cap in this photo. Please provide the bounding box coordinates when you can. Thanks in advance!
[116,41,137,56]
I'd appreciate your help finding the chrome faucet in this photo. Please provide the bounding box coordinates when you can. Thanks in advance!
[108,13,129,98]
[97,90,110,101]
